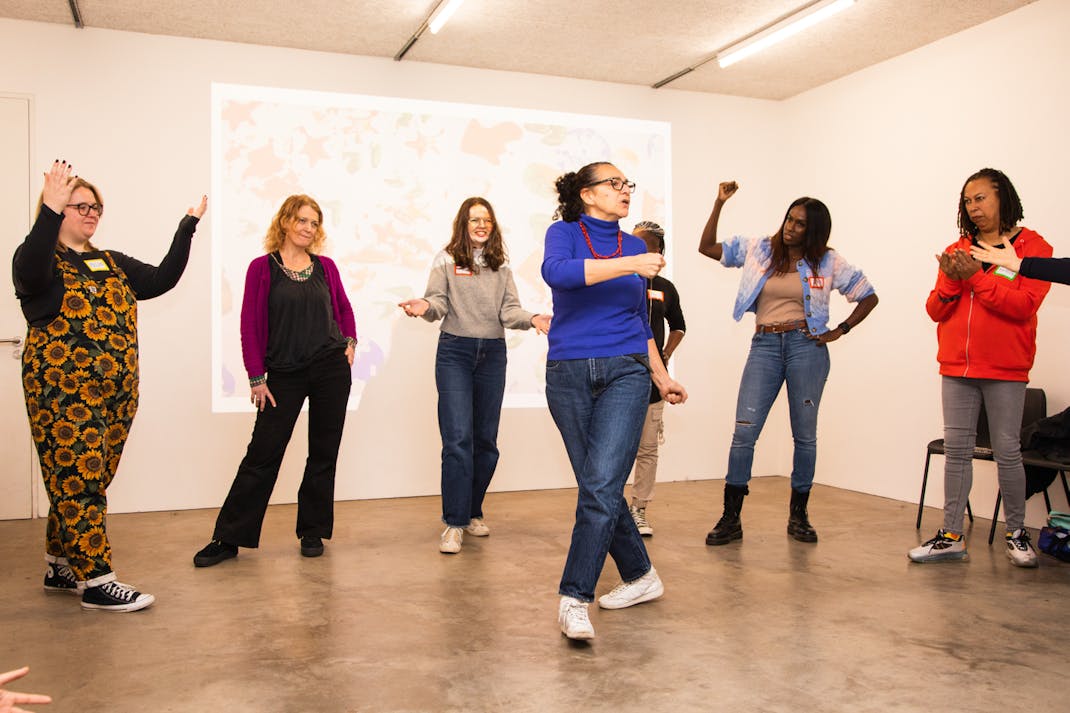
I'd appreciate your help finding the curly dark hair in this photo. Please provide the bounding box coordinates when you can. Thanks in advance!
[553,162,612,222]
[957,168,1024,237]
[446,197,506,272]
[770,197,831,275]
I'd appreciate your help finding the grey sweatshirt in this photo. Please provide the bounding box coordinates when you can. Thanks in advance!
[421,249,535,338]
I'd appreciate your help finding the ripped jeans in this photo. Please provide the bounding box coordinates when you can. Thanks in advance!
[725,329,830,492]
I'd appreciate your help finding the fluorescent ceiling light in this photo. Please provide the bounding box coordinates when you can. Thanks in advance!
[717,0,855,68]
[428,0,466,34]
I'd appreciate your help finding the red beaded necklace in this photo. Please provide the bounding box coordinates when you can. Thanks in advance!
[578,219,622,259]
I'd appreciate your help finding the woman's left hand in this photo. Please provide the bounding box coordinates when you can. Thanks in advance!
[531,314,551,335]
[659,379,688,405]
[948,248,981,278]
[187,195,207,219]
[345,343,355,366]
[807,328,842,344]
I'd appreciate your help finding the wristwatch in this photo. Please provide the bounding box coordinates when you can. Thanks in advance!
[838,321,851,334]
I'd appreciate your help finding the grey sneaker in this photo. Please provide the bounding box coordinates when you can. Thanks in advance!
[909,529,968,563]
[440,526,463,554]
[81,581,155,612]
[558,596,595,640]
[464,518,490,537]
[1005,528,1038,568]
[597,567,664,609]
[630,505,653,536]
[44,561,82,594]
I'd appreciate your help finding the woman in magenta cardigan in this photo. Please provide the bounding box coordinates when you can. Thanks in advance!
[194,195,357,566]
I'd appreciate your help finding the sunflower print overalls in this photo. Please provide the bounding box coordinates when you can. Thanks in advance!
[21,251,139,584]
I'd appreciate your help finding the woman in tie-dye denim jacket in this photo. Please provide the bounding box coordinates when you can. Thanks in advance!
[698,181,878,548]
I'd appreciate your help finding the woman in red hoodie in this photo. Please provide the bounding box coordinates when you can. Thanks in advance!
[910,168,1052,567]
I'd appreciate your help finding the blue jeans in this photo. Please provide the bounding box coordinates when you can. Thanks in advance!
[726,329,830,493]
[435,333,507,527]
[545,355,652,602]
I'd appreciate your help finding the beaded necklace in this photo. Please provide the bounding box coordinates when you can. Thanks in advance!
[272,252,314,282]
[578,219,622,259]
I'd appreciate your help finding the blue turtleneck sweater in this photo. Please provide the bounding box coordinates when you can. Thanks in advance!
[541,215,652,360]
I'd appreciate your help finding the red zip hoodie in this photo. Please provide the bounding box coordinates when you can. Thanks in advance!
[926,228,1052,382]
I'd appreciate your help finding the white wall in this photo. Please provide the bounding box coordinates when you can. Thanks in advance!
[2,0,1066,528]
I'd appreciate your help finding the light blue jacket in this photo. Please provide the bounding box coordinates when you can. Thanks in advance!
[721,235,875,335]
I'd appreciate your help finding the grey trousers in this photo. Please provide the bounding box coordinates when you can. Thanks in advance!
[941,376,1027,534]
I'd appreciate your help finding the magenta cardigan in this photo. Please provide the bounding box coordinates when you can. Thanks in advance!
[240,254,357,380]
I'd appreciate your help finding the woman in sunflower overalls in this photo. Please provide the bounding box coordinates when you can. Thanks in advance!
[12,160,205,612]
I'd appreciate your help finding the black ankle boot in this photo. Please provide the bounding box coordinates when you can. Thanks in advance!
[706,484,748,546]
[787,488,818,542]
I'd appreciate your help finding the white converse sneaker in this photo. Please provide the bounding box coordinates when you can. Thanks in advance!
[597,567,664,610]
[464,518,490,537]
[558,596,595,640]
[630,505,653,536]
[439,526,463,554]
[908,529,968,563]
[81,581,155,612]
[1005,528,1039,568]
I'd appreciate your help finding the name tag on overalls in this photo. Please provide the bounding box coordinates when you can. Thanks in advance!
[84,258,110,272]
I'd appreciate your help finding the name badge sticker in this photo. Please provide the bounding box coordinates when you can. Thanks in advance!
[993,266,1018,280]
[84,258,110,272]
[808,276,826,289]
[647,289,665,302]
[454,265,473,276]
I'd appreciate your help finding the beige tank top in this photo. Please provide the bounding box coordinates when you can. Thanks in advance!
[756,271,806,325]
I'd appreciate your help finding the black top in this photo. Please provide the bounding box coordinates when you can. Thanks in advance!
[1020,257,1070,285]
[12,205,199,327]
[646,274,686,404]
[264,254,345,373]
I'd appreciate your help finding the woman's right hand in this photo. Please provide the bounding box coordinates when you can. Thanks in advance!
[629,253,666,279]
[398,298,429,317]
[41,160,76,214]
[250,383,276,412]
[717,181,739,203]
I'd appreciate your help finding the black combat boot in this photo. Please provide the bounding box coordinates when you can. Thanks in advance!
[705,483,748,545]
[787,488,818,542]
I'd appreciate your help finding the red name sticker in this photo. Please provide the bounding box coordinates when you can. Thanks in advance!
[808,276,825,289]
[648,289,665,301]
[454,265,473,276]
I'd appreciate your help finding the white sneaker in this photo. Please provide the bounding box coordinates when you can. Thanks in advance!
[908,529,968,563]
[1005,528,1039,568]
[597,567,664,610]
[630,505,653,536]
[464,518,490,537]
[558,596,595,640]
[439,526,463,554]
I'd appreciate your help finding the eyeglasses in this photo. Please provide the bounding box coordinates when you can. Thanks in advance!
[585,177,636,193]
[66,202,104,217]
[468,218,494,226]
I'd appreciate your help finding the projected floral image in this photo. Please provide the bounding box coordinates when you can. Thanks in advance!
[211,83,670,412]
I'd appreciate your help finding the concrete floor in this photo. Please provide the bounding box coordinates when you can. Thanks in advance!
[3,476,1068,713]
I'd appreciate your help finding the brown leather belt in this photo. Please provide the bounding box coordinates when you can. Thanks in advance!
[755,319,808,334]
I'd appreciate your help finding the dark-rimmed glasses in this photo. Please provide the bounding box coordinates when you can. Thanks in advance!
[66,202,104,217]
[585,177,636,193]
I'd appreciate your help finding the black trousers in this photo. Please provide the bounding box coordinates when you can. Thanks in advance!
[213,348,352,548]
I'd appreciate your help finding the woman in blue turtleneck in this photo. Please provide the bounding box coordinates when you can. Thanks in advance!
[541,161,687,641]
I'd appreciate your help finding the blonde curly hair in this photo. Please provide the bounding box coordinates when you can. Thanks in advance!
[263,194,326,254]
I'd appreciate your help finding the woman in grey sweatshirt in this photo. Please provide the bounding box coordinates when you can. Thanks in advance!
[399,197,551,554]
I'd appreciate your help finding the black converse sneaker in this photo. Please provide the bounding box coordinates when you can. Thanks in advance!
[81,581,155,612]
[44,562,82,594]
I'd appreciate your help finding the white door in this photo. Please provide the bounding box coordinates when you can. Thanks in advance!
[0,95,35,520]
